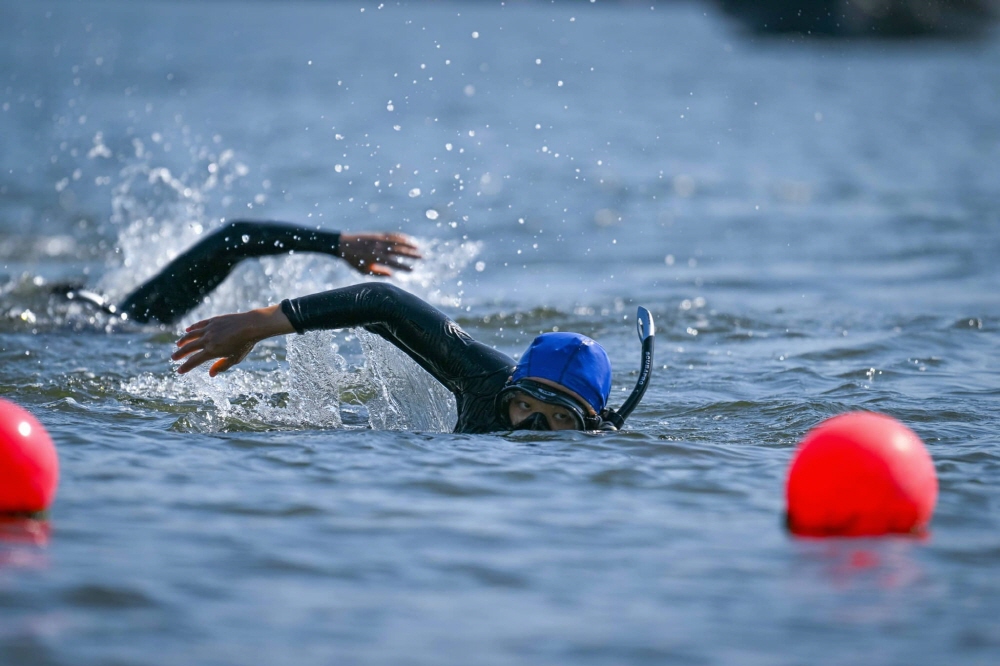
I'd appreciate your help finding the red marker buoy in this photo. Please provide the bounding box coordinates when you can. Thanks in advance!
[786,412,937,537]
[0,399,59,515]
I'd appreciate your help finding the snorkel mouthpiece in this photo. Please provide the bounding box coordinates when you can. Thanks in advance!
[500,379,588,431]
[512,412,552,431]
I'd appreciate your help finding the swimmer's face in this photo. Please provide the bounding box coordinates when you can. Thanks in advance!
[507,391,581,431]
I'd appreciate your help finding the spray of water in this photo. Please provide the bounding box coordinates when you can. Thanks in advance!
[106,145,476,433]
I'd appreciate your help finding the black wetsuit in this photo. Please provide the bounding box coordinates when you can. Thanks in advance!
[282,283,515,434]
[118,220,343,324]
[108,220,515,433]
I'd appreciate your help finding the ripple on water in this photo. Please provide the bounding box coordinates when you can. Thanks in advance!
[62,584,157,610]
[183,501,326,519]
[401,479,503,498]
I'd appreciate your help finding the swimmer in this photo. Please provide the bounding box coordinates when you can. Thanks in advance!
[58,220,421,324]
[171,282,655,433]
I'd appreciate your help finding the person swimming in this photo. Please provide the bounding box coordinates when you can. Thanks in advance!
[171,281,655,433]
[59,218,651,432]
[57,219,421,324]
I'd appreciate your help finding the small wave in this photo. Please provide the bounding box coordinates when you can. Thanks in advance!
[63,583,157,610]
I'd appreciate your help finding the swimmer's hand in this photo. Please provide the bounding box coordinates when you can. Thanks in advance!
[338,232,422,277]
[171,305,294,376]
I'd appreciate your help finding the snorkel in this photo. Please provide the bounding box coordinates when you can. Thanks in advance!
[500,307,655,431]
[598,306,655,430]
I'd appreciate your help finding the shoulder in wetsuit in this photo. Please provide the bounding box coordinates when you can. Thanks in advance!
[281,283,516,434]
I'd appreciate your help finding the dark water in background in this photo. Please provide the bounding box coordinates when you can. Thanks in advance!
[2,1,999,664]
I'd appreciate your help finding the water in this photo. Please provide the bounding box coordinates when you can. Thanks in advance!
[2,1,999,664]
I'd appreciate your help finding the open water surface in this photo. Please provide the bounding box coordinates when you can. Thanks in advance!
[2,1,999,664]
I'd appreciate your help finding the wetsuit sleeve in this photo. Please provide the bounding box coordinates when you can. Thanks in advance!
[118,220,341,324]
[280,282,514,396]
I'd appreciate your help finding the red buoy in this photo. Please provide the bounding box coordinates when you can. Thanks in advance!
[0,399,59,514]
[786,412,937,537]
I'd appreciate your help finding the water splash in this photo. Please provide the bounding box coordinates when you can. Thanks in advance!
[356,329,456,432]
[96,157,231,302]
[124,330,457,434]
[393,237,482,308]
[285,331,346,429]
[18,121,482,431]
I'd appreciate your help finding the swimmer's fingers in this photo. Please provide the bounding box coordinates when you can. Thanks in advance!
[172,336,204,363]
[345,232,421,255]
[361,258,412,277]
[184,319,211,334]
[365,253,419,277]
[381,233,422,259]
[339,232,423,276]
[174,340,252,375]
[170,315,249,373]
[174,349,213,374]
[172,321,216,362]
[173,324,209,353]
[208,351,251,376]
[170,306,292,375]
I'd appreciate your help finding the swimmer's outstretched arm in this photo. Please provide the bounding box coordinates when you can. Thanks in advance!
[173,282,513,391]
[119,220,421,324]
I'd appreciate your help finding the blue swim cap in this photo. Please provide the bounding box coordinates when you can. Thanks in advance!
[511,332,612,413]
